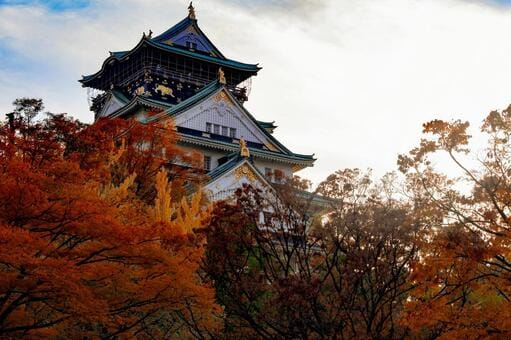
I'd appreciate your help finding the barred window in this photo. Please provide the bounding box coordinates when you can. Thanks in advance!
[207,123,236,138]
[204,155,211,171]
[185,41,197,49]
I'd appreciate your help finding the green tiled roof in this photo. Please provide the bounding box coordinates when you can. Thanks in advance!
[257,120,276,129]
[111,90,130,104]
[109,95,173,118]
[206,154,244,182]
[180,133,315,165]
[80,37,260,85]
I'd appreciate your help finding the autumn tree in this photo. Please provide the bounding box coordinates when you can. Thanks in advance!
[398,104,511,338]
[0,99,220,338]
[203,169,419,339]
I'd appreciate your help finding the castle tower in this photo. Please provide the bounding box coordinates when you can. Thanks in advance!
[80,3,315,201]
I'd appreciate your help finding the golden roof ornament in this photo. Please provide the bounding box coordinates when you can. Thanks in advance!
[188,2,196,20]
[239,138,250,158]
[218,67,226,85]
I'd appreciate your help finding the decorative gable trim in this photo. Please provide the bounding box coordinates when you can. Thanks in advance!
[173,88,283,152]
[204,159,274,201]
[152,17,225,58]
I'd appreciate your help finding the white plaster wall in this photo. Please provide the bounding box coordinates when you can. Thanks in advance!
[173,90,279,150]
[253,159,294,179]
[179,144,229,170]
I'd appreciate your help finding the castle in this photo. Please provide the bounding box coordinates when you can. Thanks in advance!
[80,3,315,201]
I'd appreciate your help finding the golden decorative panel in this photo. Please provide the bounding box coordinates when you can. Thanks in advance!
[213,91,228,103]
[155,84,175,97]
[234,164,256,182]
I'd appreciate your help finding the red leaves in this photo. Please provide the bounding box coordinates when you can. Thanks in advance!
[0,104,219,337]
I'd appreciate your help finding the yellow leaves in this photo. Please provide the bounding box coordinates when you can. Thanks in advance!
[173,190,212,233]
[152,169,173,223]
[99,173,136,204]
[151,169,211,233]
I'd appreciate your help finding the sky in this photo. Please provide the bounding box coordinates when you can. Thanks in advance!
[1,0,511,186]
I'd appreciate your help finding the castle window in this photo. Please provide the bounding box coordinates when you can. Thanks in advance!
[204,155,211,171]
[207,123,236,137]
[185,41,197,49]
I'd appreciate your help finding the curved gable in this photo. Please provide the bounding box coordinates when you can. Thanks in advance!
[163,26,218,56]
[153,17,224,58]
[173,89,282,152]
[204,160,273,202]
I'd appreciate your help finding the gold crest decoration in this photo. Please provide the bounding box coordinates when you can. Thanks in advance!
[218,67,227,85]
[239,138,250,158]
[188,2,196,20]
[234,164,256,182]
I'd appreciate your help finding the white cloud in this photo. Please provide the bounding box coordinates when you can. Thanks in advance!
[1,0,511,185]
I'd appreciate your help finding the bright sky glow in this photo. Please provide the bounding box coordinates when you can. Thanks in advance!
[1,0,511,186]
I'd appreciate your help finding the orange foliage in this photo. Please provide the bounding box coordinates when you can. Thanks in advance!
[399,104,511,338]
[0,100,219,338]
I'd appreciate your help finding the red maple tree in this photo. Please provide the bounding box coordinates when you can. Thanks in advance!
[0,99,220,338]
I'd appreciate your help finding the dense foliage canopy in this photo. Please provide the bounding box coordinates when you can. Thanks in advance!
[3,98,511,339]
[0,99,219,338]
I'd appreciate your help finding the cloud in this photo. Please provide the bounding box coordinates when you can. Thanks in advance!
[221,0,325,17]
[1,0,511,186]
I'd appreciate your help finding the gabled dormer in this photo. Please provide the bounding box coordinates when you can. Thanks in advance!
[151,2,225,58]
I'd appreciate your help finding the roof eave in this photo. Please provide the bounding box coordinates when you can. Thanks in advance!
[80,37,260,88]
[178,134,315,167]
[108,96,173,119]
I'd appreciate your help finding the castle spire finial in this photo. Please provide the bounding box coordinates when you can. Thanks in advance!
[188,2,196,20]
[239,138,250,158]
[218,67,226,85]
